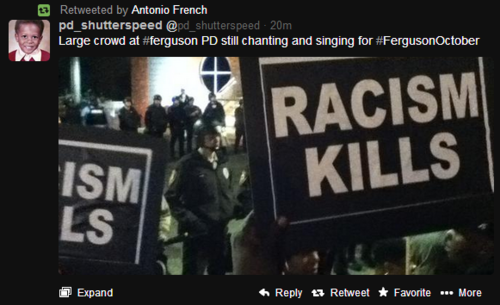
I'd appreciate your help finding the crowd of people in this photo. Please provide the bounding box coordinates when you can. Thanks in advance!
[59,89,493,276]
[156,123,494,275]
[59,89,247,158]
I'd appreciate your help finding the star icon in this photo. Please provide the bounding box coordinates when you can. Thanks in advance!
[379,287,389,297]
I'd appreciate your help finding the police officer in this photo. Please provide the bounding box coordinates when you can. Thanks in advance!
[234,99,245,153]
[145,94,169,138]
[184,97,202,153]
[167,96,187,158]
[176,88,190,107]
[166,125,237,275]
[202,93,228,155]
[118,96,141,132]
[202,92,225,128]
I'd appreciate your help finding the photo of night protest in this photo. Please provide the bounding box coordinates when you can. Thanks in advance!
[58,57,493,275]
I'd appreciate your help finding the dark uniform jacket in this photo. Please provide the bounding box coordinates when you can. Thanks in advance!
[234,106,245,129]
[167,104,187,129]
[145,104,169,134]
[166,150,236,235]
[203,101,226,127]
[185,105,202,125]
[118,106,141,131]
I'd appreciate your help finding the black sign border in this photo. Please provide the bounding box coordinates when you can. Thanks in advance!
[58,126,167,274]
[240,57,494,254]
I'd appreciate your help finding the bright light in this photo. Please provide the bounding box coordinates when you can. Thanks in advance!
[71,57,81,104]
[225,116,235,127]
[149,57,212,109]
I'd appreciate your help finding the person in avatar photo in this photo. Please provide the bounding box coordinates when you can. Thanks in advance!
[9,20,50,62]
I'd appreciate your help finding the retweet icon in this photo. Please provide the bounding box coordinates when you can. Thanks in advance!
[38,4,50,17]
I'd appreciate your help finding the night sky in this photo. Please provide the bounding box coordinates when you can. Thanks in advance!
[59,57,131,100]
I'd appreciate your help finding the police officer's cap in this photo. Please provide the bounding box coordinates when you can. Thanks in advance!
[153,94,162,101]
